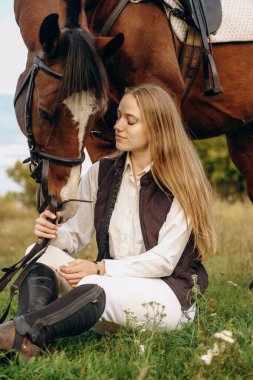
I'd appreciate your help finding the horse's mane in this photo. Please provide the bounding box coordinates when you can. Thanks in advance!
[65,0,81,29]
[58,0,108,105]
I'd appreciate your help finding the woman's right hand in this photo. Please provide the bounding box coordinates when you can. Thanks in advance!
[34,210,61,240]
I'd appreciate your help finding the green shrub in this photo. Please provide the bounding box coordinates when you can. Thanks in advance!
[6,161,38,207]
[194,136,245,199]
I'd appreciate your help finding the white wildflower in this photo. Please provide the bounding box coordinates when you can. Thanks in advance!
[210,313,217,317]
[214,330,235,344]
[200,351,213,365]
[133,339,145,355]
[200,343,220,365]
[124,309,136,320]
[134,321,145,328]
[212,342,220,355]
[227,281,238,287]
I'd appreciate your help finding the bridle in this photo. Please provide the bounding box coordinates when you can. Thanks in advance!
[0,52,89,321]
[14,52,86,213]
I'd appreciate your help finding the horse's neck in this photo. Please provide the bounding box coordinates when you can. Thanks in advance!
[15,0,59,51]
[59,0,89,30]
[14,0,89,52]
[86,0,119,33]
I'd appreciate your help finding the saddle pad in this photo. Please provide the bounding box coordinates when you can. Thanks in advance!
[130,0,253,43]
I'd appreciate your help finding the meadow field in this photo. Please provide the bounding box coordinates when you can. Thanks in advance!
[0,198,252,379]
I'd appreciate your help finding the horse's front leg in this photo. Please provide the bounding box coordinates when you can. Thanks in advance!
[226,123,253,203]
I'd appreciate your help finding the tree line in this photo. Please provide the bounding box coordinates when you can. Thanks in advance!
[5,135,245,207]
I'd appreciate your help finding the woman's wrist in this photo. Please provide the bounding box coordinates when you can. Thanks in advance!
[93,260,106,276]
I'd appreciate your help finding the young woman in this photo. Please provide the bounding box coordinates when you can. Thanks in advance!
[0,84,216,361]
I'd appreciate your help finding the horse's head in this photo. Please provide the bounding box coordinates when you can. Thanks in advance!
[14,5,122,222]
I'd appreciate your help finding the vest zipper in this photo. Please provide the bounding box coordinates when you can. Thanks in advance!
[139,187,150,251]
[98,170,123,260]
[29,285,103,340]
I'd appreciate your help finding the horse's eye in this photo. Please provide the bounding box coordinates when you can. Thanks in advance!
[39,107,54,123]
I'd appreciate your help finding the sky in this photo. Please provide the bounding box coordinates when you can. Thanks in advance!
[0,1,92,194]
[0,2,27,194]
[0,1,27,94]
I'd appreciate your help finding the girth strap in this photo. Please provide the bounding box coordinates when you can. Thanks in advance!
[179,28,203,103]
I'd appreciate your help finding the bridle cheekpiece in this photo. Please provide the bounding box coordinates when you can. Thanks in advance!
[14,52,86,213]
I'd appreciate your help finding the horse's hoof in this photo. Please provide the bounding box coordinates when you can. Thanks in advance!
[249,280,253,290]
[0,321,39,362]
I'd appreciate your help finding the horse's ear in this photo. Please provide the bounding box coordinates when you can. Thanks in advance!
[39,14,60,57]
[95,33,124,59]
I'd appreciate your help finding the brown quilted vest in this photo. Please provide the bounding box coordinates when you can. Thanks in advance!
[94,153,208,310]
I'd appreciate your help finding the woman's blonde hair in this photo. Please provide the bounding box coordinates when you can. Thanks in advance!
[125,84,217,257]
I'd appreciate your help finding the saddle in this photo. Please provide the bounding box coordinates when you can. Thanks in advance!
[165,0,223,98]
[179,0,222,35]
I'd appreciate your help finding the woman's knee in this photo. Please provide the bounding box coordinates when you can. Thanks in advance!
[77,275,104,287]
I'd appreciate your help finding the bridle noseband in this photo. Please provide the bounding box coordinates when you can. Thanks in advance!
[14,52,86,212]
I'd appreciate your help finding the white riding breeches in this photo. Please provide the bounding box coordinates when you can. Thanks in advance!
[25,245,195,334]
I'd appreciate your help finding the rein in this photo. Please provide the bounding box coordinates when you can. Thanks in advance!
[0,189,92,323]
[98,0,130,37]
[0,205,56,323]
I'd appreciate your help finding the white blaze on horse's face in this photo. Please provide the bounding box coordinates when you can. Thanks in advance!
[60,91,98,221]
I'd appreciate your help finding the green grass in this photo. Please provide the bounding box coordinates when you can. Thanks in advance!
[0,198,252,379]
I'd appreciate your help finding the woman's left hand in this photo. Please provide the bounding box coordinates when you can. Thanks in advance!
[59,259,97,288]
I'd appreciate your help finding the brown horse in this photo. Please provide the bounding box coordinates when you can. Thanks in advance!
[84,0,253,202]
[14,0,253,207]
[14,0,123,221]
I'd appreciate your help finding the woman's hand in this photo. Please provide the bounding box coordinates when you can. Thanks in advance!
[34,210,61,240]
[59,259,98,287]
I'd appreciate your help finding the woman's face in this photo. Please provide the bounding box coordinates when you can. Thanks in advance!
[114,94,149,154]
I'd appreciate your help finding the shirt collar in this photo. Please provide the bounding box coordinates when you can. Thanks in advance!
[123,153,151,177]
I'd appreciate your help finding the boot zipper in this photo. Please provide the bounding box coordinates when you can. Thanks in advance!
[30,285,103,340]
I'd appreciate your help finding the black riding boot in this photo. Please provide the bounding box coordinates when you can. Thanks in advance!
[13,284,105,348]
[18,263,59,315]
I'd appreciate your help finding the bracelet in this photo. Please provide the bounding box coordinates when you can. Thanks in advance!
[93,261,101,275]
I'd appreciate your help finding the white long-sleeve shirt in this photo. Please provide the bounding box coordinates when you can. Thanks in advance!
[52,154,192,278]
